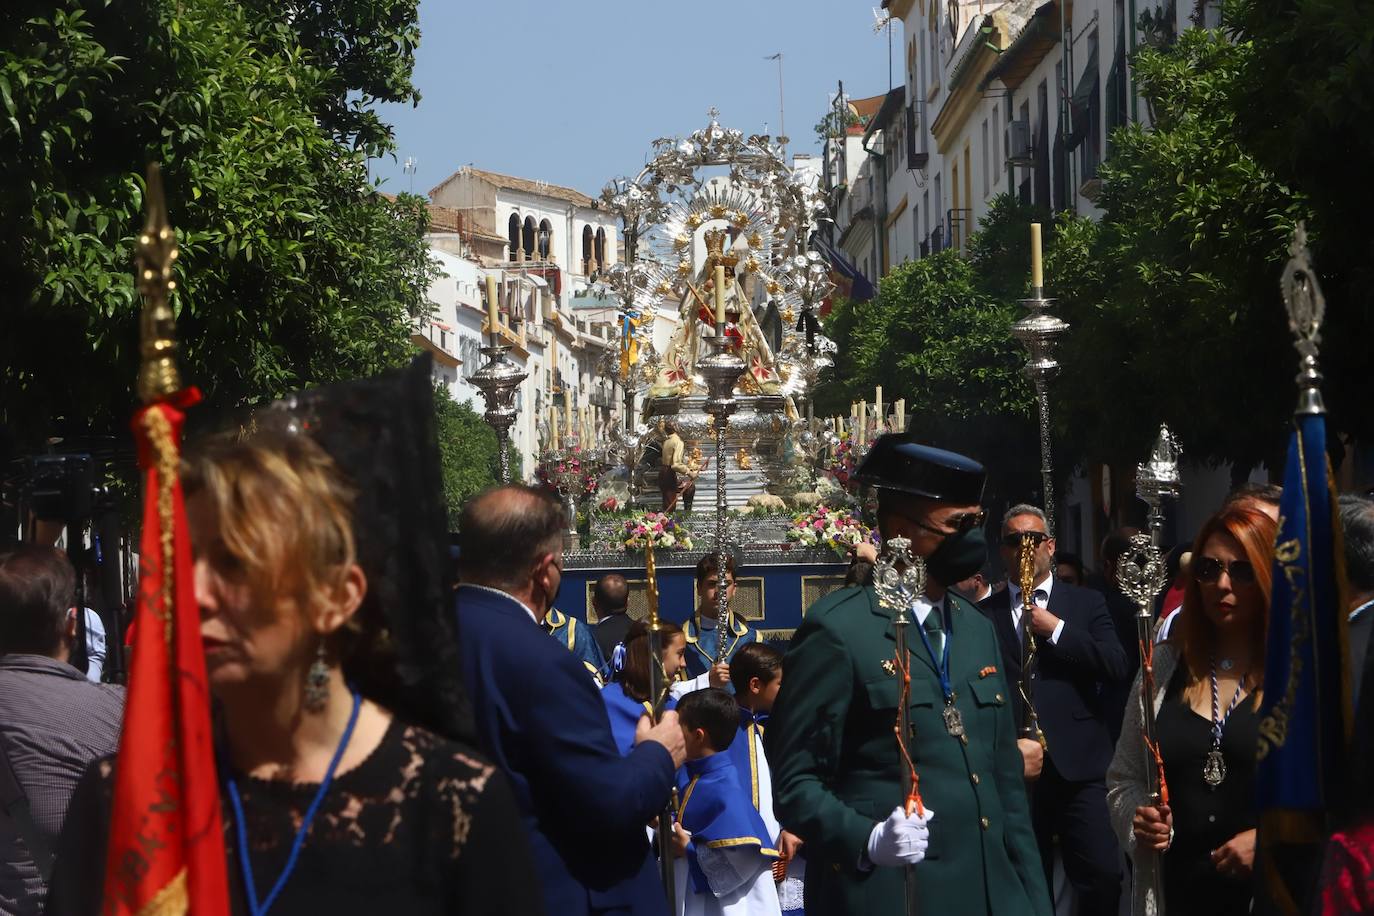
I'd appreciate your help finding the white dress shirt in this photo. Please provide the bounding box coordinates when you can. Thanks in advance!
[1006,574,1066,645]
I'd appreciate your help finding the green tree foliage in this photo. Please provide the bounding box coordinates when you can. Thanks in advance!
[1229,0,1374,442]
[0,0,436,452]
[1053,27,1305,474]
[819,195,1042,502]
[433,387,503,528]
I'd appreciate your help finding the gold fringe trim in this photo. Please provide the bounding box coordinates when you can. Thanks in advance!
[131,867,188,916]
[141,407,178,647]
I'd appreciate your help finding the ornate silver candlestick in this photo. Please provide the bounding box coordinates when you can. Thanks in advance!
[470,331,528,485]
[698,325,747,661]
[1011,284,1069,536]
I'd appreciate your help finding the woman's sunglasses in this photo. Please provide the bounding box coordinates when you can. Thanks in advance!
[1192,556,1257,586]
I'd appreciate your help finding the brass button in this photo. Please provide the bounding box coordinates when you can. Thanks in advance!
[980,817,990,830]
[995,693,1004,703]
[970,773,980,785]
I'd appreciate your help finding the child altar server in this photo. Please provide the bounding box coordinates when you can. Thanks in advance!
[673,688,781,916]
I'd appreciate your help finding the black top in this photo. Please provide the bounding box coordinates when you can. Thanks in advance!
[46,718,542,915]
[593,611,634,662]
[1156,662,1259,916]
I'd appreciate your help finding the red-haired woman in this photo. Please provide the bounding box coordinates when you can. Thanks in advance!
[1108,506,1277,916]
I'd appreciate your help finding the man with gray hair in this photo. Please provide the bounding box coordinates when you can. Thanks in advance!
[979,503,1129,914]
[453,484,685,916]
[1340,495,1374,705]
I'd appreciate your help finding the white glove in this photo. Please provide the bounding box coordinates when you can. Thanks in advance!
[866,805,934,868]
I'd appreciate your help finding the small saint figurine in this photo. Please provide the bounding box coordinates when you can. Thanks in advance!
[736,448,753,471]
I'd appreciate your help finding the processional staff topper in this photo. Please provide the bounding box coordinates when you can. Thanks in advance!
[873,536,927,614]
[1280,221,1327,416]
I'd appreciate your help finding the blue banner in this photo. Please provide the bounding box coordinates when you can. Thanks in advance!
[810,235,875,303]
[1255,412,1352,911]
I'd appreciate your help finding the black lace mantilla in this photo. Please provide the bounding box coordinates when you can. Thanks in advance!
[47,720,542,915]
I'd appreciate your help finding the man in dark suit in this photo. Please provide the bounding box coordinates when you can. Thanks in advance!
[591,573,633,662]
[980,504,1129,915]
[454,485,686,916]
[1098,526,1142,745]
[1340,496,1374,699]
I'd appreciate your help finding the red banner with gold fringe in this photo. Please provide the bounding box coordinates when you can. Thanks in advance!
[102,389,229,916]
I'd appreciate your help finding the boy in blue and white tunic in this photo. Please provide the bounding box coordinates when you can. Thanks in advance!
[676,555,758,698]
[728,644,805,915]
[673,688,781,916]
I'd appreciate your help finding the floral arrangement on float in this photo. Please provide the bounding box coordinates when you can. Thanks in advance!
[827,436,857,490]
[785,505,877,557]
[535,445,603,499]
[620,511,695,550]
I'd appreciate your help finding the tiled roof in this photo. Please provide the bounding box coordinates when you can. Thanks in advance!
[425,204,509,243]
[429,167,598,208]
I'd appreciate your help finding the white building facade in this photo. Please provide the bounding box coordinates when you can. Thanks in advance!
[413,168,623,481]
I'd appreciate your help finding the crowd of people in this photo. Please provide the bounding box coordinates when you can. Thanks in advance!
[0,407,1370,914]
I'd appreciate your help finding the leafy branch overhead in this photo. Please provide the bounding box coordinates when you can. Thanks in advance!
[0,0,438,452]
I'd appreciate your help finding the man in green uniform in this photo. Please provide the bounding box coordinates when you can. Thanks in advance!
[767,435,1050,915]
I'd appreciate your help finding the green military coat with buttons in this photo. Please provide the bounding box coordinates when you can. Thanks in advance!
[766,585,1051,916]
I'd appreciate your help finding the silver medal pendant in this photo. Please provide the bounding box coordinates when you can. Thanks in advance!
[1203,747,1226,788]
[943,703,965,738]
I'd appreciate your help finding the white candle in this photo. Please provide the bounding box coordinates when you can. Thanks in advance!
[485,275,499,330]
[550,407,559,450]
[714,264,727,326]
[896,399,906,432]
[1030,222,1043,290]
[858,401,867,446]
[875,387,883,428]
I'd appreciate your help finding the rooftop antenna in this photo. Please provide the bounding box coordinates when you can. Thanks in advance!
[873,8,894,89]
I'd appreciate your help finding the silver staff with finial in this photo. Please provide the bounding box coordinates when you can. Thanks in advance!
[872,536,928,916]
[1011,222,1068,537]
[697,231,748,661]
[1280,221,1326,418]
[1120,423,1182,915]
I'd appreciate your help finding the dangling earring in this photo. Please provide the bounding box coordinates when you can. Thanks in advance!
[304,642,330,712]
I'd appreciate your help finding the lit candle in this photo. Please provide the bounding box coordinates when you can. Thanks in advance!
[875,387,883,429]
[485,275,499,331]
[714,264,727,326]
[1030,222,1043,290]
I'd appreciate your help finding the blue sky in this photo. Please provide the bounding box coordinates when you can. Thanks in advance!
[370,0,895,198]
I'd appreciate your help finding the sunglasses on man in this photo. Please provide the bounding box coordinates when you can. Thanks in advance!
[1000,531,1050,549]
[1192,556,1257,586]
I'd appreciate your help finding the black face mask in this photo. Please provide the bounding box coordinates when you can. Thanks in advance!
[926,527,988,586]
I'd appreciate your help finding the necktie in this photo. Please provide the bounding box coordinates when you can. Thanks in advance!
[923,604,944,658]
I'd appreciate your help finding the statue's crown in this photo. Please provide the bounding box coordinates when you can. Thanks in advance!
[704,228,739,273]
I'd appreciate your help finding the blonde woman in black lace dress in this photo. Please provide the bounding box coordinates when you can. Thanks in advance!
[48,363,540,915]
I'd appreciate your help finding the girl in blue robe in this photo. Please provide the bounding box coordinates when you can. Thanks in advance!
[602,618,686,756]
